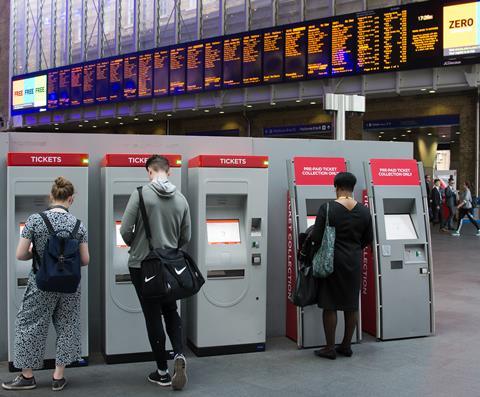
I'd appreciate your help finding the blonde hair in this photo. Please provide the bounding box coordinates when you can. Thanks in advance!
[51,177,75,201]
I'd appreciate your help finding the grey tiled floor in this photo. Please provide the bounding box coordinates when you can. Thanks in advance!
[1,230,480,396]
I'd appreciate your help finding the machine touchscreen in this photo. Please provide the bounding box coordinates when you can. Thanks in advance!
[306,216,316,228]
[384,214,417,240]
[207,219,241,244]
[19,222,25,237]
[115,221,128,248]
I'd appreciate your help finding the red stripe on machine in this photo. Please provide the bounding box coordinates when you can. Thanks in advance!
[103,154,182,167]
[7,152,89,167]
[188,155,269,168]
[370,159,420,186]
[293,157,346,186]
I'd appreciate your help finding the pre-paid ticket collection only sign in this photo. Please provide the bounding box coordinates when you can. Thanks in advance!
[293,157,347,186]
[370,159,420,186]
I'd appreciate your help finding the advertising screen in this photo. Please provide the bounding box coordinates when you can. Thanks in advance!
[207,219,241,244]
[115,221,128,248]
[384,214,418,240]
[12,75,47,112]
[443,1,480,57]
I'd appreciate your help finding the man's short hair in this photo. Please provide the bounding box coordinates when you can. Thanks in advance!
[433,178,440,184]
[334,172,357,192]
[145,155,170,172]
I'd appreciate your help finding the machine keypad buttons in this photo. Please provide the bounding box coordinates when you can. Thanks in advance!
[252,254,262,265]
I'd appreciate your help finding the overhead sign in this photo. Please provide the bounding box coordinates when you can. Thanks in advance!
[7,153,89,167]
[370,159,420,186]
[294,157,346,186]
[12,75,47,112]
[364,114,460,130]
[103,154,182,167]
[443,1,480,57]
[189,155,269,168]
[264,123,332,137]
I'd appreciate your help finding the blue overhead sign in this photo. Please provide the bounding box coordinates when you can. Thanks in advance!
[264,123,332,137]
[364,115,460,130]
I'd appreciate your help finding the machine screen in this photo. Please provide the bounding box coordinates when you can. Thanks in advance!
[19,222,25,237]
[307,216,316,228]
[115,221,128,248]
[207,219,241,244]
[384,214,417,240]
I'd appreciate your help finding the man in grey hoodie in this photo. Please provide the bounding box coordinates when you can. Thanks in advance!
[120,155,191,391]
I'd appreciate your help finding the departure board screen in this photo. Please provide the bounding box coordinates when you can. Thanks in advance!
[263,30,284,83]
[170,47,186,94]
[47,70,59,109]
[124,55,138,99]
[138,53,153,98]
[285,26,307,80]
[308,22,331,78]
[204,40,222,90]
[109,57,124,101]
[96,61,109,103]
[58,69,71,107]
[243,34,262,85]
[331,16,356,75]
[71,66,83,106]
[153,50,169,97]
[187,43,204,93]
[223,37,242,88]
[83,63,95,105]
[383,7,408,71]
[357,11,381,73]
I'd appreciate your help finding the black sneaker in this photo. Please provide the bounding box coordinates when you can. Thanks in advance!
[148,371,172,387]
[172,354,187,391]
[2,374,37,390]
[52,378,67,391]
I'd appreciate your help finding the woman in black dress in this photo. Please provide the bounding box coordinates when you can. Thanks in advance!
[311,172,373,359]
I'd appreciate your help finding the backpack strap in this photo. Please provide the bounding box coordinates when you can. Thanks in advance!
[137,186,154,251]
[71,219,82,239]
[39,212,56,235]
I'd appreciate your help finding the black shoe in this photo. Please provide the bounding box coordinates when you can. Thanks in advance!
[335,345,353,357]
[52,378,67,391]
[172,354,188,391]
[148,371,172,387]
[2,375,37,390]
[314,348,336,360]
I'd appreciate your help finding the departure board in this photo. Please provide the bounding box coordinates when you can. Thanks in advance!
[170,47,186,94]
[109,57,124,101]
[153,50,169,97]
[58,69,71,107]
[263,30,284,83]
[383,8,408,71]
[71,66,83,106]
[83,63,95,105]
[187,43,204,93]
[204,40,222,90]
[331,16,356,75]
[47,70,59,109]
[223,37,242,88]
[96,61,109,103]
[243,34,262,85]
[124,55,138,99]
[357,11,381,73]
[138,53,153,98]
[285,26,307,80]
[308,22,331,78]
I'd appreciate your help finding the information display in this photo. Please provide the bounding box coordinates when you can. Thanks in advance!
[115,221,127,248]
[384,214,418,240]
[11,1,480,115]
[207,219,241,244]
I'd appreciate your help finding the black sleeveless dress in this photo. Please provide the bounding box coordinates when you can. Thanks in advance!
[311,201,373,311]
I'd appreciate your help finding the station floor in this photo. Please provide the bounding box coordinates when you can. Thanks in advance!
[1,228,480,397]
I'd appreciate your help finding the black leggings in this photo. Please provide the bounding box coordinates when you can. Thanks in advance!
[457,208,479,231]
[130,267,183,370]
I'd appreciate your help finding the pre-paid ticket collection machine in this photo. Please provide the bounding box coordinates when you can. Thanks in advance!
[187,155,269,356]
[363,159,434,340]
[7,152,90,371]
[286,157,360,347]
[101,153,182,363]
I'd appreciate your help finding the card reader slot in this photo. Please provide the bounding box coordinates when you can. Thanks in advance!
[207,269,245,279]
[115,274,132,283]
[17,278,28,287]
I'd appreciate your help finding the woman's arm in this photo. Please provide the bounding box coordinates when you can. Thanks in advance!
[16,238,33,261]
[79,243,90,266]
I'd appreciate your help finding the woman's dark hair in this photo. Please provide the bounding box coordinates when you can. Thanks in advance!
[334,172,357,192]
[145,155,170,172]
[465,181,472,190]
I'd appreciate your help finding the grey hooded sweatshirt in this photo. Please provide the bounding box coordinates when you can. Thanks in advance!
[120,178,191,268]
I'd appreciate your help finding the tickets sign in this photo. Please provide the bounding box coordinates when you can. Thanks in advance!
[188,155,269,168]
[293,157,346,186]
[103,154,182,167]
[7,153,89,167]
[370,159,420,186]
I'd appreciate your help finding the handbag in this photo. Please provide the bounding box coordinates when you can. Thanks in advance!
[291,229,317,307]
[312,202,335,278]
[137,186,205,300]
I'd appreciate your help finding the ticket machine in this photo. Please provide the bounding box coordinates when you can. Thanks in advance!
[286,157,361,347]
[363,159,434,340]
[187,155,269,356]
[7,152,89,371]
[101,153,182,363]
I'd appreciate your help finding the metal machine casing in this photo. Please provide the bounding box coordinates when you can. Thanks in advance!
[7,152,89,371]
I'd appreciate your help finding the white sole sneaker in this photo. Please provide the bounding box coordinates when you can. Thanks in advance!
[172,356,187,391]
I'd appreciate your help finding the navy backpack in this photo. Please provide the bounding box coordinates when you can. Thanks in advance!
[33,212,82,293]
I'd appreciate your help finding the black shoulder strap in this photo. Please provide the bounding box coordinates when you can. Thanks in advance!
[72,219,82,239]
[39,212,56,235]
[137,186,154,251]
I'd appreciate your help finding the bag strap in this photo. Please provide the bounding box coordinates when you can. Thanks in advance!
[39,212,56,235]
[71,219,82,239]
[137,186,154,251]
[325,202,330,227]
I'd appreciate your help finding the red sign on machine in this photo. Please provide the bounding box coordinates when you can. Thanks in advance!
[7,152,89,167]
[293,157,346,186]
[188,155,269,168]
[285,193,297,342]
[370,159,420,186]
[103,153,182,167]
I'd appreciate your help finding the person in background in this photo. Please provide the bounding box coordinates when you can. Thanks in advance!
[452,181,480,237]
[425,175,433,221]
[442,178,457,231]
[1,177,89,392]
[310,172,373,360]
[431,179,444,229]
